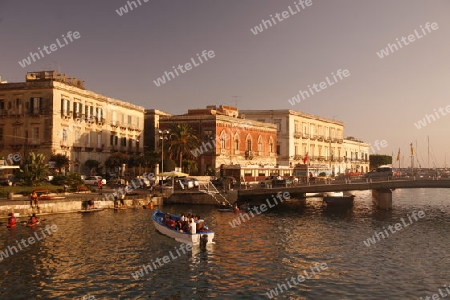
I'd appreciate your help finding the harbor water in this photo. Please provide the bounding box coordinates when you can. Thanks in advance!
[1,188,450,299]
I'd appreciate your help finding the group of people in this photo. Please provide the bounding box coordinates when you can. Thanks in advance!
[7,213,40,227]
[162,213,205,234]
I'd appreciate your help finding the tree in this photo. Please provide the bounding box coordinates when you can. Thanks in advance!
[85,159,100,175]
[166,123,200,170]
[105,152,129,174]
[50,154,70,173]
[20,152,48,186]
[369,155,392,169]
[182,159,198,175]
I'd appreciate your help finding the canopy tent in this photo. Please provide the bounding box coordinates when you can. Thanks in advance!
[158,171,189,177]
[157,171,189,190]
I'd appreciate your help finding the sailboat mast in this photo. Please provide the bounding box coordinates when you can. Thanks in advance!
[428,136,430,170]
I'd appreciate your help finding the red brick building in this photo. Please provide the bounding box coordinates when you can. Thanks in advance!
[159,105,277,175]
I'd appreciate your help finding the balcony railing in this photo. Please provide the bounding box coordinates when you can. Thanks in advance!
[293,132,302,139]
[245,150,253,160]
[317,135,324,141]
[302,133,309,139]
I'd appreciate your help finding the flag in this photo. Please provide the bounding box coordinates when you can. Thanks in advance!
[396,148,400,161]
[302,153,308,164]
[410,143,414,155]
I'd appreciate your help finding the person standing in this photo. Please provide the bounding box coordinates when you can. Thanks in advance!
[30,191,38,208]
[97,179,103,195]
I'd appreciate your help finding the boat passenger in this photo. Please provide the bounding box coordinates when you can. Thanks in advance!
[189,218,197,234]
[7,213,16,227]
[88,200,95,209]
[28,213,39,225]
[180,213,186,222]
[195,215,204,231]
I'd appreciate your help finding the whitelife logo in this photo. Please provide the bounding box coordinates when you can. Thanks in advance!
[413,105,450,129]
[250,0,312,35]
[376,22,439,59]
[287,69,350,106]
[153,50,215,87]
[363,210,425,247]
[18,31,81,68]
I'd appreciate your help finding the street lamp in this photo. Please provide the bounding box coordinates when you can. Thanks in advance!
[159,129,170,172]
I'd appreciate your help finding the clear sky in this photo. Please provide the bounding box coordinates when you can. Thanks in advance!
[1,0,449,167]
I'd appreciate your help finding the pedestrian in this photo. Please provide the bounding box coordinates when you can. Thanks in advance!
[98,179,103,195]
[30,191,38,208]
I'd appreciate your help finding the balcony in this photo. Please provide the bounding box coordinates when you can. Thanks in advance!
[73,112,83,120]
[293,132,302,139]
[293,155,302,160]
[337,139,343,144]
[244,150,254,160]
[302,133,309,139]
[110,121,119,128]
[324,137,331,142]
[220,149,228,155]
[310,135,317,140]
[61,111,72,119]
[317,156,326,161]
[317,135,324,141]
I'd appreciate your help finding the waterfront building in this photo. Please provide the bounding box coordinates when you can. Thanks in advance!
[159,105,277,175]
[0,71,144,174]
[342,137,370,174]
[240,109,369,175]
[144,109,172,152]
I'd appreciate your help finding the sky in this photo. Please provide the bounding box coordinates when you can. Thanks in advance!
[1,0,449,167]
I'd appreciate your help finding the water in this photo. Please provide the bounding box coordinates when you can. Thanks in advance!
[1,188,450,299]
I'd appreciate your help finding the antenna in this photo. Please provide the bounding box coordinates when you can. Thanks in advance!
[231,96,241,108]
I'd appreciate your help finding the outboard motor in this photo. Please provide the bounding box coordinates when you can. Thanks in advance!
[200,234,208,251]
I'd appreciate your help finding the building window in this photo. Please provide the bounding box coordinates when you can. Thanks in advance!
[246,139,252,151]
[114,136,118,145]
[127,115,132,125]
[61,99,70,115]
[257,136,262,152]
[0,100,4,110]
[276,145,281,155]
[274,119,281,132]
[0,127,3,141]
[234,139,239,150]
[30,97,41,114]
[31,127,39,143]
[204,130,213,141]
[62,129,68,142]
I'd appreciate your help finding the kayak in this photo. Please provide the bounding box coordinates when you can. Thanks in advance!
[27,221,40,226]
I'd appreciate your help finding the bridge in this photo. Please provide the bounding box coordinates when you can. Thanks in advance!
[236,179,450,210]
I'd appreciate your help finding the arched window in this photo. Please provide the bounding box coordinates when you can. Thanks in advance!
[269,137,274,153]
[257,136,263,153]
[247,139,252,151]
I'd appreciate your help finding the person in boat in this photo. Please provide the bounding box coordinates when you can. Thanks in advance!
[180,213,186,222]
[189,218,197,234]
[7,213,17,227]
[88,200,95,209]
[120,193,125,206]
[28,213,40,225]
[195,215,204,231]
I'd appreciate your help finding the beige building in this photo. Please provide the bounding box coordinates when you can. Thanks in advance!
[0,71,144,175]
[240,109,369,175]
[144,109,172,152]
[342,137,370,174]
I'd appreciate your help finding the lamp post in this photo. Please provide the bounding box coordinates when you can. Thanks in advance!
[159,130,170,172]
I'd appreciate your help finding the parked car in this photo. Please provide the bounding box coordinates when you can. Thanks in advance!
[211,176,237,189]
[177,177,194,189]
[364,165,393,180]
[84,176,106,186]
[260,176,292,187]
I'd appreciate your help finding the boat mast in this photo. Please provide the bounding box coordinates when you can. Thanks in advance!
[428,136,430,171]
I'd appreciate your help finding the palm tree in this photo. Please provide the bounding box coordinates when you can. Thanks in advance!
[166,123,200,170]
[21,152,48,186]
[49,154,70,174]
